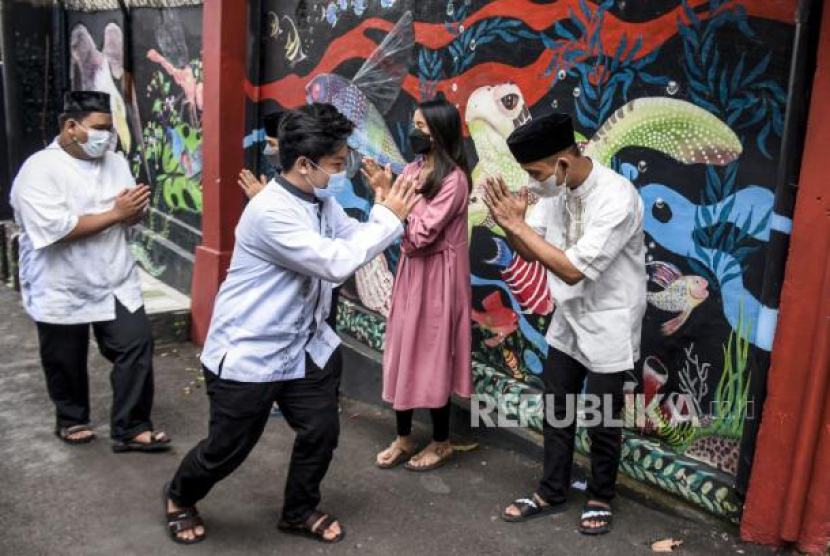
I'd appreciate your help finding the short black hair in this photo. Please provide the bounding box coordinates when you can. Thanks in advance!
[278,103,354,171]
[58,111,92,129]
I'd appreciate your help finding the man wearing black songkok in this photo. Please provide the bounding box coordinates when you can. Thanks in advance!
[483,111,646,535]
[9,90,171,452]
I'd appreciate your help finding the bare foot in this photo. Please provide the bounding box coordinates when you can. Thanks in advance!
[406,440,453,470]
[166,499,206,542]
[376,436,416,466]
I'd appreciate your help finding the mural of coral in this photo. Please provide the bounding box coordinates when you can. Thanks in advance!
[248,0,795,519]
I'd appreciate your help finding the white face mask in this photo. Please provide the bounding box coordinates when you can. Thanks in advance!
[76,124,112,159]
[527,159,566,197]
[304,159,349,199]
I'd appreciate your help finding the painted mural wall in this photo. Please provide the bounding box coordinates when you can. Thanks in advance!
[65,0,203,294]
[248,0,797,521]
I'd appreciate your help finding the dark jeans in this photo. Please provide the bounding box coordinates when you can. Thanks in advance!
[168,349,343,524]
[35,299,155,441]
[538,349,625,505]
[395,400,452,442]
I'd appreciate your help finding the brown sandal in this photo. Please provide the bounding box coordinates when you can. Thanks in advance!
[277,510,345,544]
[163,482,206,545]
[404,444,454,472]
[376,440,417,469]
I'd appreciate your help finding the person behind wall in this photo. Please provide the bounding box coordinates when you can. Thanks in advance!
[9,90,171,452]
[238,108,284,198]
[162,103,421,545]
[362,97,473,472]
[482,111,647,536]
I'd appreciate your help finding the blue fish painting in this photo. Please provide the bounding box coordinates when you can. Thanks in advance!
[306,12,413,173]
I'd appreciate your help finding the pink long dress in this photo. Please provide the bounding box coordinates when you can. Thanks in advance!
[382,159,473,410]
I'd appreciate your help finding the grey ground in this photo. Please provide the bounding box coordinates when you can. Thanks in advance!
[0,286,785,556]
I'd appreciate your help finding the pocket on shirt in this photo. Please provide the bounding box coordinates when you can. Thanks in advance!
[573,307,633,371]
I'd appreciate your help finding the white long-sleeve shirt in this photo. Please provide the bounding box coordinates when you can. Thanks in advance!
[9,140,143,324]
[200,175,403,382]
[527,158,647,373]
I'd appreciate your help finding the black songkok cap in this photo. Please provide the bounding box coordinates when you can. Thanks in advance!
[63,90,111,114]
[263,109,285,138]
[506,112,576,164]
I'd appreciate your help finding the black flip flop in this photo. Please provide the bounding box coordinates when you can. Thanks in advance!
[501,494,568,522]
[55,425,96,445]
[113,431,171,453]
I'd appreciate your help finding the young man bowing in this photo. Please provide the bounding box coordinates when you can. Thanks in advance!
[9,90,169,452]
[163,103,419,545]
[483,112,646,535]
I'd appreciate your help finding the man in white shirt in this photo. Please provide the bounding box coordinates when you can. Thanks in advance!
[483,112,646,535]
[9,91,170,452]
[163,103,419,545]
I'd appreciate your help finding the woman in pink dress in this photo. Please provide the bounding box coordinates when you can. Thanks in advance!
[362,98,472,471]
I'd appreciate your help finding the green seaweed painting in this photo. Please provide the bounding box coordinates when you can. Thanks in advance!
[130,57,204,277]
[646,303,752,474]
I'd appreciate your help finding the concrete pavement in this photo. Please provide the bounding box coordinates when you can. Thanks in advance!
[0,286,783,556]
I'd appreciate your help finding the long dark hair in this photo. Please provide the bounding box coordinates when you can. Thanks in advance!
[417,98,472,200]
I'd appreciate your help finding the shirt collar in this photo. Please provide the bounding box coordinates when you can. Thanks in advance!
[566,157,599,200]
[275,173,318,205]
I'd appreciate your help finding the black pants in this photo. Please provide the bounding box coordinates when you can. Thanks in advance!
[168,349,343,524]
[538,349,625,505]
[395,400,451,442]
[35,299,155,441]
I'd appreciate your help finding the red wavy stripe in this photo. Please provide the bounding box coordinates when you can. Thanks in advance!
[247,0,795,131]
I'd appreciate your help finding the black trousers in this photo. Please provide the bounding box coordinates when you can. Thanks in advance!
[538,348,625,505]
[35,299,155,441]
[168,349,343,524]
[395,400,452,442]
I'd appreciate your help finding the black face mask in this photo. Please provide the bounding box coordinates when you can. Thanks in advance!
[408,128,433,155]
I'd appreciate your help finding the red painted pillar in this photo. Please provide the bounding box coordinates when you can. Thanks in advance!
[190,0,247,345]
[740,4,830,554]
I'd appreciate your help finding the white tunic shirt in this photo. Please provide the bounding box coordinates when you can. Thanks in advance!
[526,158,647,373]
[200,176,403,383]
[9,140,144,324]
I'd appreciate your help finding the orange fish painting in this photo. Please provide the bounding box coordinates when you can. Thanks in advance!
[472,292,519,348]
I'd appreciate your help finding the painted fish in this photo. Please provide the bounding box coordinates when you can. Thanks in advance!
[471,292,519,348]
[306,11,412,173]
[166,127,203,178]
[486,238,554,315]
[642,355,669,406]
[639,355,669,434]
[502,348,524,381]
[647,262,710,336]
